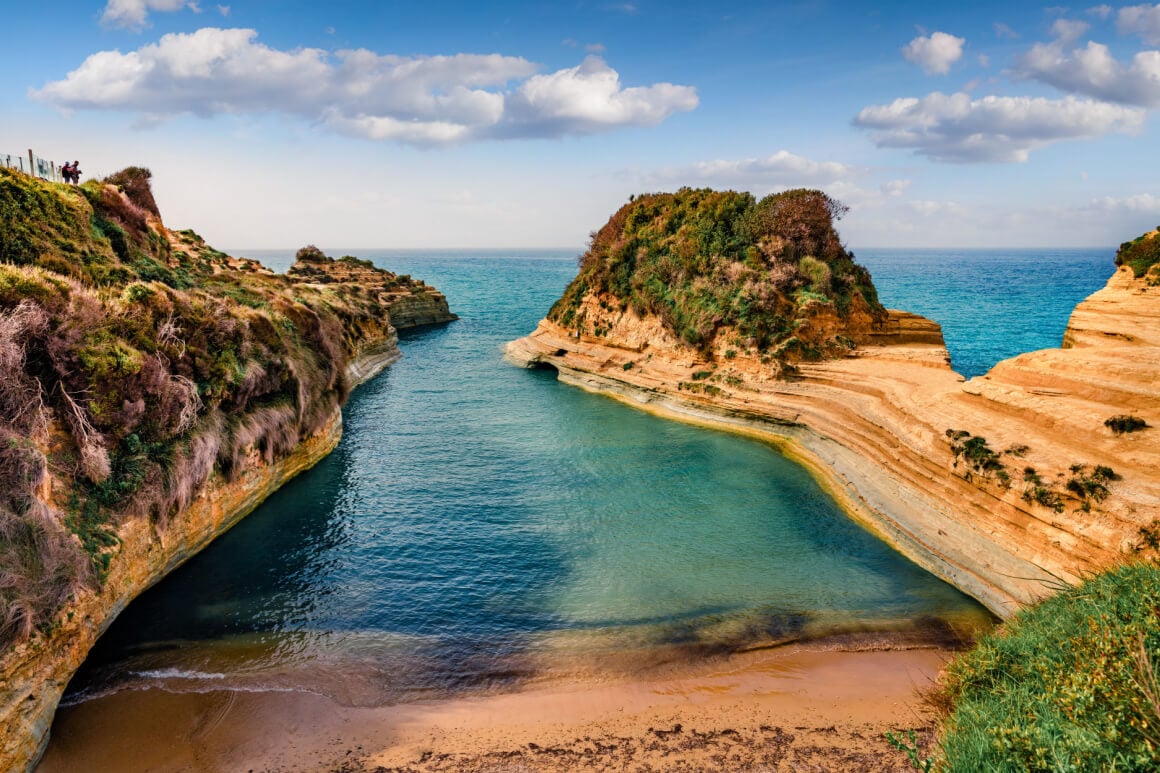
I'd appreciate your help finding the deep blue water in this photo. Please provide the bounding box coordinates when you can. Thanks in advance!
[856,248,1112,378]
[65,247,1112,706]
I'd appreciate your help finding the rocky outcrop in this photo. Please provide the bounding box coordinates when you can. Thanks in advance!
[386,291,457,329]
[507,266,1159,618]
[287,249,457,331]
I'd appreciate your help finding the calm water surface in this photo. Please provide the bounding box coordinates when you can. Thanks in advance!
[65,248,1111,706]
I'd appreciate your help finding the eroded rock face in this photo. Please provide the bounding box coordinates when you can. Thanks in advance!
[507,267,1160,618]
[386,292,457,329]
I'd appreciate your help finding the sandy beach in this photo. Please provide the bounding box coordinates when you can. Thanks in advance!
[39,641,949,772]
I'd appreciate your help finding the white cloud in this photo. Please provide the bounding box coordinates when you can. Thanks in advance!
[499,56,698,137]
[908,199,965,216]
[978,53,991,68]
[994,22,1020,39]
[1050,18,1091,43]
[102,0,199,30]
[1118,4,1160,45]
[1015,39,1160,107]
[1087,5,1113,20]
[853,91,1144,162]
[32,30,697,146]
[1088,192,1160,211]
[217,4,229,16]
[649,150,851,187]
[902,31,966,75]
[880,179,912,197]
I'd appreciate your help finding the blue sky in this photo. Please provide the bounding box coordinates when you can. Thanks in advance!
[3,1,1160,249]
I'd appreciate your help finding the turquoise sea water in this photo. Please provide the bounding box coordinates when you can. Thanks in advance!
[857,248,1111,378]
[63,247,1112,706]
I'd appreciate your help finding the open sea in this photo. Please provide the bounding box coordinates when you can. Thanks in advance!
[61,247,1112,708]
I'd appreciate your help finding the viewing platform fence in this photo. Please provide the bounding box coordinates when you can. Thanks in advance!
[2,149,66,183]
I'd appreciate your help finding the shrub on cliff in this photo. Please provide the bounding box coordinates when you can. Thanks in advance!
[1106,414,1149,435]
[549,187,884,358]
[1116,231,1160,279]
[102,166,160,218]
[936,562,1160,771]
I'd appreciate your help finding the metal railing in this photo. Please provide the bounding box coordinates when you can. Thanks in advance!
[2,149,67,184]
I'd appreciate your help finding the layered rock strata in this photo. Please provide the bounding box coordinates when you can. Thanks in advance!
[507,266,1159,618]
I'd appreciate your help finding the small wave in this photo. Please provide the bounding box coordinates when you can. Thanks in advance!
[60,663,317,705]
[130,668,227,681]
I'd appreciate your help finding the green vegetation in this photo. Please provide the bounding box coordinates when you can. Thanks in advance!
[547,188,885,361]
[944,430,1122,514]
[0,167,437,646]
[1106,414,1150,435]
[937,561,1160,771]
[946,430,1005,482]
[1116,229,1160,280]
[1065,464,1120,512]
[1020,467,1065,513]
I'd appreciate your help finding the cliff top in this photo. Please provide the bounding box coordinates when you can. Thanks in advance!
[547,187,886,370]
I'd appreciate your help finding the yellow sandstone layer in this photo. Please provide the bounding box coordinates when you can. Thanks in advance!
[506,266,1159,618]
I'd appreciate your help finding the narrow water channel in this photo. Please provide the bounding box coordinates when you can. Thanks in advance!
[64,251,997,708]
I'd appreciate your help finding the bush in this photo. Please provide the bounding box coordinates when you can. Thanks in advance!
[946,429,1005,480]
[1116,232,1160,278]
[938,562,1160,771]
[102,167,160,218]
[1106,415,1150,435]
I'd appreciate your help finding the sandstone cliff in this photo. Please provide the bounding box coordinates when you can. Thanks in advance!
[0,167,454,771]
[508,240,1158,619]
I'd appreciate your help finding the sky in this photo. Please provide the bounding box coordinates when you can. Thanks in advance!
[3,1,1160,250]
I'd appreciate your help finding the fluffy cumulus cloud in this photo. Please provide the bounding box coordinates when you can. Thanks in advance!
[1118,4,1160,45]
[32,29,697,145]
[1015,38,1160,107]
[902,31,966,75]
[853,91,1144,162]
[650,150,850,187]
[103,0,199,30]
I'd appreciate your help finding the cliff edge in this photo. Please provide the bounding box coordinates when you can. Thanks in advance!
[507,190,1159,619]
[0,166,454,771]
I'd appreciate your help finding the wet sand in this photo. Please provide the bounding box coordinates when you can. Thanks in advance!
[39,643,948,772]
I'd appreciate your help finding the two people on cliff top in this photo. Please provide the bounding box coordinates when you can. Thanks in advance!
[61,161,81,184]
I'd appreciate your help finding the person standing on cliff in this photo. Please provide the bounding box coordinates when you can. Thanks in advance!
[60,161,72,183]
[69,161,81,184]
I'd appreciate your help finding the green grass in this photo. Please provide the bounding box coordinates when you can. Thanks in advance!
[937,561,1160,771]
